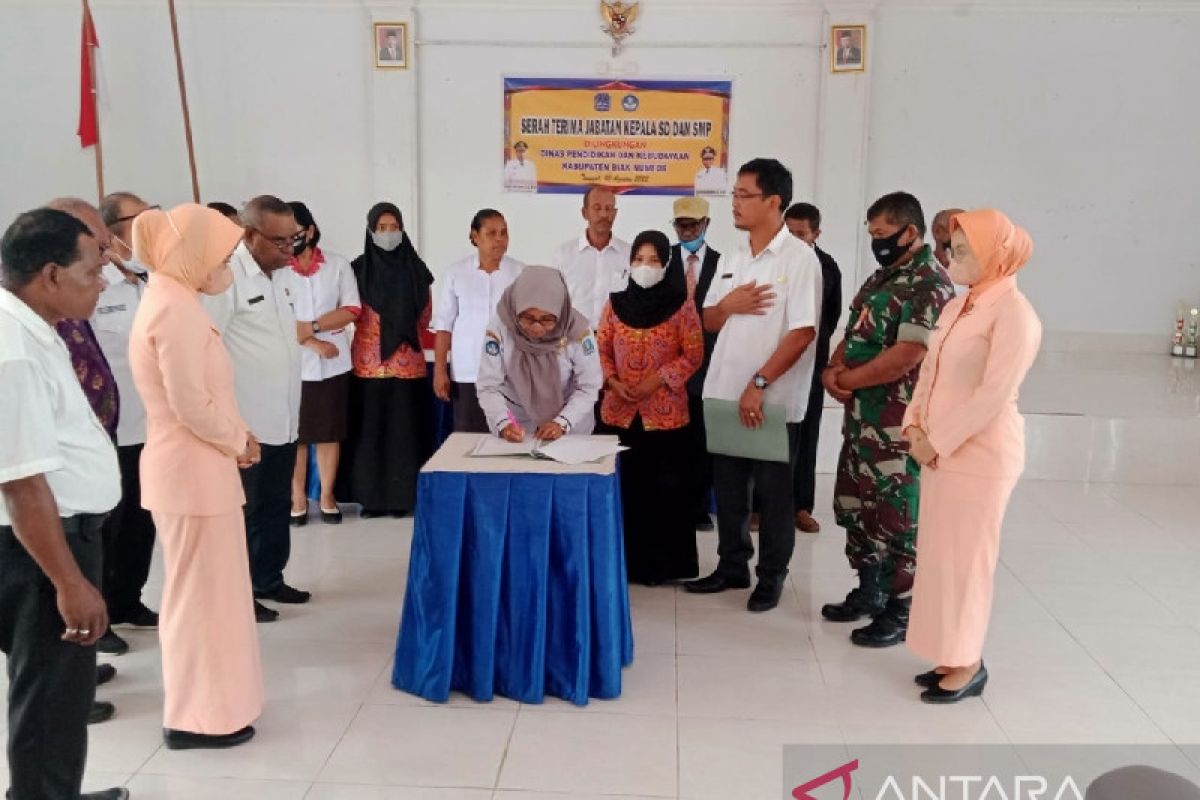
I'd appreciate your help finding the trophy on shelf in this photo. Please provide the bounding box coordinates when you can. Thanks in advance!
[1187,308,1199,359]
[1172,304,1186,357]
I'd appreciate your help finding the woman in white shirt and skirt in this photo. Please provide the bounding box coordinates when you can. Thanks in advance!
[431,209,524,433]
[285,202,361,525]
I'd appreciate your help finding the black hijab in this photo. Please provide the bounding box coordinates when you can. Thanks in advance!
[610,229,687,329]
[352,202,434,360]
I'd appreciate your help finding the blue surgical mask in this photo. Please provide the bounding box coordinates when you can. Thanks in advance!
[680,235,705,254]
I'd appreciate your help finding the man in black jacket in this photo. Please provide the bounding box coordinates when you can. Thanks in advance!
[670,196,722,531]
[784,203,843,533]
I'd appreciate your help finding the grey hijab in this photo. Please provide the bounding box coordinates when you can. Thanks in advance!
[495,266,591,426]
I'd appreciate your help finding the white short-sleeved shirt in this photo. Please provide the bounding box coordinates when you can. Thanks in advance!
[92,260,148,446]
[430,254,524,383]
[474,317,603,436]
[550,234,630,329]
[202,243,302,446]
[504,159,537,192]
[694,166,729,196]
[277,250,360,382]
[0,288,120,525]
[702,225,822,423]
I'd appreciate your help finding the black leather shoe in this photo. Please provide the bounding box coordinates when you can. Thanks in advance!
[82,789,130,800]
[115,604,159,628]
[747,581,784,613]
[821,566,886,622]
[290,511,308,528]
[96,628,129,655]
[255,583,312,604]
[97,663,117,686]
[921,664,988,704]
[694,514,714,532]
[914,669,945,688]
[164,725,256,750]
[683,570,752,594]
[254,600,279,623]
[850,597,910,648]
[321,507,343,525]
[88,701,115,725]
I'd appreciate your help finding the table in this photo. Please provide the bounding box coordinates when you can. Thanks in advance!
[392,433,634,705]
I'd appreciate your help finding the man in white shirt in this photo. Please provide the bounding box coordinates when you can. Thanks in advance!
[503,140,538,192]
[0,208,128,800]
[550,185,630,328]
[694,146,728,196]
[683,158,821,613]
[93,191,160,635]
[204,195,306,618]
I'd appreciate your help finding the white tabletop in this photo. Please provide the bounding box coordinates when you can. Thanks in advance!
[422,433,619,476]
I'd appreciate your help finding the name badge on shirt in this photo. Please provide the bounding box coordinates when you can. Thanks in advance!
[248,295,265,305]
[96,304,127,315]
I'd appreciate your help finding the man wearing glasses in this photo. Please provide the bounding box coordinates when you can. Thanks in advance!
[204,195,307,622]
[669,196,722,532]
[683,159,821,613]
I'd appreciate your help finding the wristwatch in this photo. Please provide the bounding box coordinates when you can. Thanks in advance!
[752,373,769,390]
[312,320,322,334]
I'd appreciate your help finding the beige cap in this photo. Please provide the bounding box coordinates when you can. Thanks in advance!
[673,196,710,220]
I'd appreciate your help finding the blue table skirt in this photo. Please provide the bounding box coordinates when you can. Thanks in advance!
[392,469,634,705]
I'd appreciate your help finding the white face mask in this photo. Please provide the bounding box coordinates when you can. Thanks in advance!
[629,265,665,289]
[371,230,404,252]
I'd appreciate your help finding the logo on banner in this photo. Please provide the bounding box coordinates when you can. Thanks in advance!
[594,92,612,112]
[621,93,639,112]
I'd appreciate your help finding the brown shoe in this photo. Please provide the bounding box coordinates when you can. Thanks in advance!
[749,513,760,532]
[795,510,820,533]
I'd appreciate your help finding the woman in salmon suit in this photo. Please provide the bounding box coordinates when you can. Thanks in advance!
[129,205,265,748]
[902,208,1042,704]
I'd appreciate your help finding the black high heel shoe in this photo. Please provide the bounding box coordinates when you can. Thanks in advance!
[920,663,988,704]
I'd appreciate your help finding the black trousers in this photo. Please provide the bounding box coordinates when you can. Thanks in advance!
[451,382,489,434]
[711,423,801,584]
[791,379,827,513]
[101,444,156,620]
[686,393,714,520]
[1,515,103,800]
[240,441,297,594]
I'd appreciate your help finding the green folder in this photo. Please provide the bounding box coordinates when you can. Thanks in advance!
[703,398,791,463]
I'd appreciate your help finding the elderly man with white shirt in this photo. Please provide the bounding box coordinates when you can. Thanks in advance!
[91,191,160,637]
[0,208,128,800]
[551,185,630,328]
[683,158,821,613]
[204,195,306,621]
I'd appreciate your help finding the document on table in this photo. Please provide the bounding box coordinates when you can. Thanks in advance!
[703,398,791,463]
[469,435,625,465]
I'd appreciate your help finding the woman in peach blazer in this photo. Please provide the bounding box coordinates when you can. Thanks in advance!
[902,209,1042,704]
[129,205,264,749]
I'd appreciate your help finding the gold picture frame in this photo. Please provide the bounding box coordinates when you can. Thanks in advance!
[374,22,409,70]
[831,24,866,73]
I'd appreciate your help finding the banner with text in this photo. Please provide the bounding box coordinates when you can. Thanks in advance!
[502,77,732,196]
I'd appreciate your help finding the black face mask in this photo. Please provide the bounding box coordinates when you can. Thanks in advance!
[871,227,912,268]
[292,237,309,257]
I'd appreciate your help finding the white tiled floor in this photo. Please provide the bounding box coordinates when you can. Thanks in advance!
[6,476,1200,798]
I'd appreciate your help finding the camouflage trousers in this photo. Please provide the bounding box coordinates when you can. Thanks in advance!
[832,419,920,596]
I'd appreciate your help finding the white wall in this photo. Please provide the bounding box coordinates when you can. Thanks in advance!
[0,0,1197,348]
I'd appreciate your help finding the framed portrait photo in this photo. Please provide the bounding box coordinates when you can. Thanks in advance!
[374,22,409,70]
[831,24,866,73]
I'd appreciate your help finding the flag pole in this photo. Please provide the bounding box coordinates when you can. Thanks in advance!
[167,0,200,202]
[83,0,104,202]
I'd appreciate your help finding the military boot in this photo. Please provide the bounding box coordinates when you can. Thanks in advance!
[821,566,886,622]
[850,596,910,648]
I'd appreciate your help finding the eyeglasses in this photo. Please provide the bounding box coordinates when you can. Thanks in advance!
[113,204,161,225]
[249,227,306,251]
[518,313,558,328]
[731,191,765,201]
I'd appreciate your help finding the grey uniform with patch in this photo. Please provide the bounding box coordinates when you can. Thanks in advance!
[474,315,604,435]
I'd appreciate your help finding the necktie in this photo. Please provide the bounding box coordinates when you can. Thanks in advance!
[686,254,699,298]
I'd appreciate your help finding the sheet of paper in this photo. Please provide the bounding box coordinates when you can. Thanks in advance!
[469,437,537,458]
[534,437,625,466]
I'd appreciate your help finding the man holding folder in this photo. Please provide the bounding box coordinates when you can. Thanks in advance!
[683,158,821,612]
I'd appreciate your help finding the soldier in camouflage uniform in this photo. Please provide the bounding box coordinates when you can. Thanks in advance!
[820,192,954,647]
